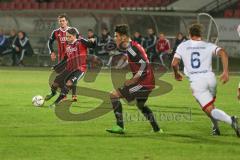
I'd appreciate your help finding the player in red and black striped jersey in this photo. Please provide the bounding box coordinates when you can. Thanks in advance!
[45,28,87,106]
[47,14,80,101]
[106,24,161,134]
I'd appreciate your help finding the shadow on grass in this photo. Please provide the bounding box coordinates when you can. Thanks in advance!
[10,132,240,146]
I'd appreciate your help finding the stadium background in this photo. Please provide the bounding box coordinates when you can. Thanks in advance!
[0,0,239,70]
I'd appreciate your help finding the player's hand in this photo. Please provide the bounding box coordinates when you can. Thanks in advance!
[174,72,183,81]
[220,71,229,84]
[16,47,20,52]
[51,52,56,61]
[237,88,240,100]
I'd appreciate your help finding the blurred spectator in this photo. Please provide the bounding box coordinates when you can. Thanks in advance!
[87,29,102,69]
[8,29,17,46]
[97,28,112,64]
[171,32,187,70]
[12,31,34,66]
[155,32,170,68]
[172,32,187,55]
[87,29,98,55]
[0,28,11,56]
[132,31,144,46]
[144,28,157,60]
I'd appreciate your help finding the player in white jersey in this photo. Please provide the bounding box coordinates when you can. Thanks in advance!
[172,24,240,137]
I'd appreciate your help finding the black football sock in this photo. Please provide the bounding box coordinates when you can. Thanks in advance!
[54,86,69,104]
[72,85,77,96]
[210,116,219,129]
[54,93,66,104]
[111,98,124,129]
[50,85,57,95]
[137,99,160,132]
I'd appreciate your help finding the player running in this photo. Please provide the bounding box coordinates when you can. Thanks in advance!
[48,13,79,102]
[45,28,87,107]
[106,24,161,134]
[172,24,240,137]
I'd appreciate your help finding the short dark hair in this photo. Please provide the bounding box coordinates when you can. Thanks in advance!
[67,28,78,36]
[115,24,129,36]
[189,24,202,37]
[88,29,94,32]
[58,13,68,21]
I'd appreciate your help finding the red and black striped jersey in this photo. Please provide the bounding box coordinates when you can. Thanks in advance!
[65,39,87,72]
[127,41,155,90]
[48,27,79,62]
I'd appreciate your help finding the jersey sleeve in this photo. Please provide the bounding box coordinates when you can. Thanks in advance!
[127,46,148,79]
[174,43,184,59]
[78,42,87,71]
[47,30,56,54]
[209,43,221,55]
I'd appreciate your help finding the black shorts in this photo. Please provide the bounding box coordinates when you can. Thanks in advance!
[54,70,84,88]
[118,84,151,102]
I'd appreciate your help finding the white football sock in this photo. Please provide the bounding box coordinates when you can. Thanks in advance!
[211,108,232,125]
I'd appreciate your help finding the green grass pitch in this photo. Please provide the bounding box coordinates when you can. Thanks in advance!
[0,67,240,160]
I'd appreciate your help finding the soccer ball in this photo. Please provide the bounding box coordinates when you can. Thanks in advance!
[32,95,44,107]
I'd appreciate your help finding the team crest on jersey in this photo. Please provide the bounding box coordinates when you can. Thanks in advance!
[66,46,77,55]
[59,37,66,43]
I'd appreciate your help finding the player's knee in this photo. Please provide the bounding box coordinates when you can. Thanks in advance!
[110,90,120,99]
[203,104,215,115]
[66,81,73,88]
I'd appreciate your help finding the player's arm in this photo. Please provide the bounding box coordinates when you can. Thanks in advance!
[78,43,87,71]
[125,46,147,86]
[79,37,96,48]
[217,48,229,84]
[48,30,56,61]
[171,55,183,81]
[237,82,240,100]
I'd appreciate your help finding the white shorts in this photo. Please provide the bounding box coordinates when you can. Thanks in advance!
[190,72,217,110]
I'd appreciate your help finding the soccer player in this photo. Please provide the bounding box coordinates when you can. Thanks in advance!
[171,24,240,137]
[106,24,161,134]
[48,13,79,102]
[45,28,87,107]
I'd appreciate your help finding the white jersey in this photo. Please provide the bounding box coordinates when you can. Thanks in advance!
[174,40,221,81]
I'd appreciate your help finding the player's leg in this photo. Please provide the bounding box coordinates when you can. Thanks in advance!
[106,89,125,134]
[71,85,77,102]
[136,98,161,132]
[191,78,220,135]
[55,70,84,104]
[45,82,58,101]
[53,80,73,104]
[45,70,69,101]
[193,77,240,137]
[203,104,240,137]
